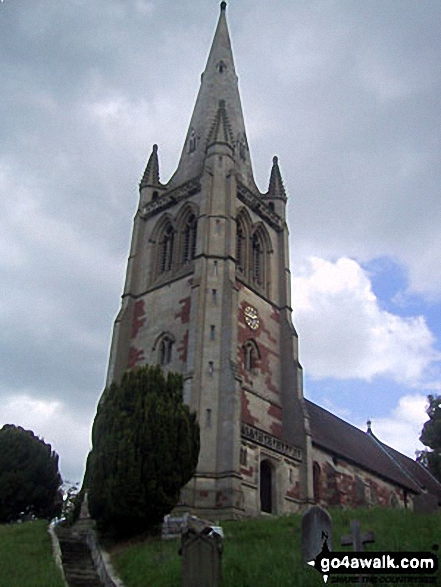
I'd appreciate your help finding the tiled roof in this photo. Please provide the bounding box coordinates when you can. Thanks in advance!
[379,442,441,501]
[305,400,425,494]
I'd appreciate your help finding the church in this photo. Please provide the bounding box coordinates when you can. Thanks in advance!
[105,3,441,518]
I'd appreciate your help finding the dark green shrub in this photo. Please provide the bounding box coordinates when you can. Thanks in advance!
[0,424,62,522]
[86,365,199,537]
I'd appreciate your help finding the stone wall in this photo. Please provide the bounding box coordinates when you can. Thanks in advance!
[312,446,408,509]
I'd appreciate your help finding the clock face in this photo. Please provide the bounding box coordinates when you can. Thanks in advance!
[244,306,259,330]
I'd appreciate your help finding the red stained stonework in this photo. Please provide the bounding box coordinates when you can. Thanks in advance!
[128,346,145,369]
[215,491,229,507]
[270,422,282,438]
[131,300,146,339]
[270,307,280,323]
[286,482,300,500]
[199,490,209,498]
[177,330,189,363]
[240,466,254,478]
[241,391,258,426]
[268,404,283,439]
[237,300,280,396]
[175,296,191,324]
[318,460,406,509]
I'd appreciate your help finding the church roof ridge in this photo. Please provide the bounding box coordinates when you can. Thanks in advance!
[305,399,422,494]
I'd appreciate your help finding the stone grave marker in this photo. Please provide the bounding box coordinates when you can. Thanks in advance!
[413,493,439,514]
[302,505,333,564]
[341,519,375,552]
[180,525,223,587]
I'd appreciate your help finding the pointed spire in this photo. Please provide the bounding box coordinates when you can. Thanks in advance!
[266,156,287,199]
[140,144,160,189]
[206,99,234,148]
[169,3,256,190]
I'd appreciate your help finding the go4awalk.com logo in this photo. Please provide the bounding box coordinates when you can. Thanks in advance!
[308,543,438,584]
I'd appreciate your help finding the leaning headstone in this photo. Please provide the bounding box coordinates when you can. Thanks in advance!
[162,513,190,540]
[413,493,439,514]
[302,505,332,564]
[180,526,223,587]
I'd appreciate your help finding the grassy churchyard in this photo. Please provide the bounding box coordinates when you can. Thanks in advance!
[111,507,441,586]
[0,520,64,587]
[0,508,439,586]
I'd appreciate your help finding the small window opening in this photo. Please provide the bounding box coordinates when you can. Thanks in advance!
[210,325,215,340]
[206,409,212,428]
[189,128,197,153]
[159,336,173,365]
[212,289,217,304]
[152,191,159,201]
[208,361,214,376]
[244,341,258,373]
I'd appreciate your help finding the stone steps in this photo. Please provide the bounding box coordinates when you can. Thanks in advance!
[57,528,103,587]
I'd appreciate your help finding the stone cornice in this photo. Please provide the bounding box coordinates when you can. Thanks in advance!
[140,178,202,219]
[236,182,284,232]
[241,422,302,461]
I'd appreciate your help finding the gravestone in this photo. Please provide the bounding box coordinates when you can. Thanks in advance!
[341,520,375,552]
[180,526,223,587]
[302,505,332,563]
[413,493,439,514]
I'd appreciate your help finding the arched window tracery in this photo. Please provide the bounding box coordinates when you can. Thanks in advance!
[155,333,174,366]
[244,340,259,374]
[182,213,197,265]
[158,222,174,275]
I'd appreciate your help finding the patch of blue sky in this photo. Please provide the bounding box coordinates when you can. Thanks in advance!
[304,373,419,427]
[361,256,410,315]
[362,255,441,358]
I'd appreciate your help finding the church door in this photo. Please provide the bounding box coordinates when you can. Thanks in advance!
[260,460,272,513]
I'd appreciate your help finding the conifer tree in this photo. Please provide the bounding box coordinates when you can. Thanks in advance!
[86,365,199,536]
[0,424,62,523]
[419,394,441,482]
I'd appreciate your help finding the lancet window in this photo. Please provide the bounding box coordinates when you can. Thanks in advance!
[252,233,263,286]
[182,213,197,265]
[158,334,174,366]
[244,340,259,373]
[159,222,174,274]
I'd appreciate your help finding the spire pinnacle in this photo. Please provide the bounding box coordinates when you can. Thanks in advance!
[140,144,161,188]
[206,99,234,148]
[266,155,287,199]
[169,4,256,190]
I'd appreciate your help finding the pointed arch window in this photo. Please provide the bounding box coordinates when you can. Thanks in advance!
[182,213,197,265]
[236,221,245,274]
[189,128,197,153]
[158,335,173,366]
[244,340,259,374]
[159,223,174,274]
[252,233,263,286]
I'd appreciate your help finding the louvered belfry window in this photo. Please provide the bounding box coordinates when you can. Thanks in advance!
[160,223,174,273]
[183,214,197,264]
[252,233,262,285]
[236,220,245,273]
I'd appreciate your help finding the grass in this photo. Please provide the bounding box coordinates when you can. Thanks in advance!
[0,520,64,587]
[110,508,441,587]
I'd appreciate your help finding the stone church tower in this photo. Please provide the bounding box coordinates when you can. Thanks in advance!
[106,2,313,518]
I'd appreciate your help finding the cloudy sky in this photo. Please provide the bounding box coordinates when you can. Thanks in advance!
[1,0,440,483]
